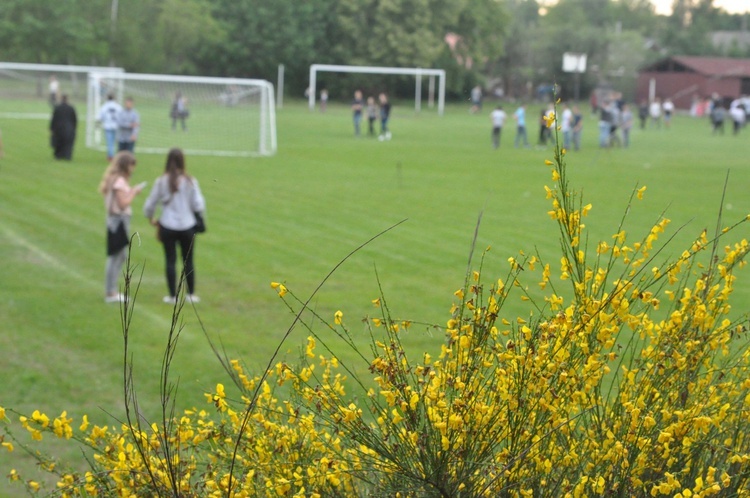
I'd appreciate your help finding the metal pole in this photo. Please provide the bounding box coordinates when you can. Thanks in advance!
[415,69,422,113]
[438,72,446,116]
[649,77,655,102]
[308,66,316,111]
[428,75,435,108]
[277,64,284,109]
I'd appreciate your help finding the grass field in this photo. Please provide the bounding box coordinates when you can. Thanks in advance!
[1,99,750,494]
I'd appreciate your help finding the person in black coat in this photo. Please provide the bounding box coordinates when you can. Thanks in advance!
[50,94,78,160]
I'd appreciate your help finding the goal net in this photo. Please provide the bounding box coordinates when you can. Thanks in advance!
[0,62,123,119]
[308,64,446,115]
[87,72,277,157]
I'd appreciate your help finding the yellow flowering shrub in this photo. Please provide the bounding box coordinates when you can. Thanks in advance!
[2,105,750,496]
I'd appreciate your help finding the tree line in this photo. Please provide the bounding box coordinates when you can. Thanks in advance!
[0,0,747,101]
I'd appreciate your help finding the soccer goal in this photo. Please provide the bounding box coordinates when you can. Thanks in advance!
[87,72,277,157]
[0,62,123,119]
[308,64,446,115]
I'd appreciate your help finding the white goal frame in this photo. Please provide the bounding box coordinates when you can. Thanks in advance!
[0,62,124,118]
[87,72,277,157]
[308,64,446,115]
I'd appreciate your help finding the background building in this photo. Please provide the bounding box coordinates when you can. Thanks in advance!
[637,56,750,108]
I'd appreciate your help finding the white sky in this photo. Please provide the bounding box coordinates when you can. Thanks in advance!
[650,0,750,15]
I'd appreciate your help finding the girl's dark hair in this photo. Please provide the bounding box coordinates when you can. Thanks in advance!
[165,148,189,193]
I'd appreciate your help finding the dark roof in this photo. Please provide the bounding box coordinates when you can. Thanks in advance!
[641,56,750,78]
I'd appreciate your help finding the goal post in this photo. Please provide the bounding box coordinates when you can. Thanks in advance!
[87,72,277,157]
[0,62,123,118]
[308,64,446,115]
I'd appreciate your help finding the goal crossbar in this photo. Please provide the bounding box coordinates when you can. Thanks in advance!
[0,62,124,74]
[308,64,446,115]
[87,71,277,157]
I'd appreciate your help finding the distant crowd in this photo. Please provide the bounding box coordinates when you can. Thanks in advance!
[469,84,750,152]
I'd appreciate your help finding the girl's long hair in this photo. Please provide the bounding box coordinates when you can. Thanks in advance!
[98,151,136,194]
[165,148,190,193]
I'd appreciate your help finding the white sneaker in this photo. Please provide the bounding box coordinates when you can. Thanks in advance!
[385,131,392,140]
[105,293,125,303]
[187,294,201,303]
[163,296,176,304]
[378,135,385,141]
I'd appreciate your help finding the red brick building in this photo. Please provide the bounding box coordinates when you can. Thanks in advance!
[637,56,750,109]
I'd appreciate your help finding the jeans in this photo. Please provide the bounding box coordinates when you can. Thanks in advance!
[105,129,117,159]
[353,113,362,136]
[572,130,582,151]
[562,130,572,150]
[598,121,611,148]
[514,126,528,147]
[380,117,389,135]
[160,226,196,297]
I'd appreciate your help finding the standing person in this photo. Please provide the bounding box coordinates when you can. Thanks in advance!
[560,103,573,150]
[621,104,634,148]
[571,105,583,151]
[351,90,364,136]
[170,91,189,131]
[710,102,726,135]
[48,75,59,108]
[637,100,649,129]
[366,96,377,136]
[649,98,662,128]
[490,105,507,149]
[144,148,206,304]
[99,151,145,303]
[320,89,328,112]
[97,93,122,161]
[538,107,549,146]
[470,85,483,113]
[49,95,77,160]
[378,93,391,141]
[116,97,140,152]
[598,101,614,148]
[609,103,621,147]
[730,100,745,135]
[662,98,674,128]
[513,104,529,148]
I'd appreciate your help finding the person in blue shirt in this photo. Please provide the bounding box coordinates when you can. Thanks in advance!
[514,104,529,148]
[98,94,122,161]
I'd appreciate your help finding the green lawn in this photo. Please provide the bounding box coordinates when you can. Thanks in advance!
[1,100,750,494]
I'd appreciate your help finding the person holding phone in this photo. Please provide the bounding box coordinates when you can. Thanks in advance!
[98,151,145,303]
[143,148,206,304]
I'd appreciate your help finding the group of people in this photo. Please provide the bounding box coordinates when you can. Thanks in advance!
[707,94,749,135]
[97,94,141,160]
[635,98,675,130]
[351,90,392,140]
[489,102,584,151]
[598,100,635,148]
[99,147,206,305]
[50,86,190,162]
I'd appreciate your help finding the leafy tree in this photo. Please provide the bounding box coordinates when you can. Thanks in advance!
[156,0,226,74]
[110,0,167,71]
[0,0,108,64]
[201,0,342,96]
[451,0,509,85]
[655,0,716,55]
[495,0,542,99]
